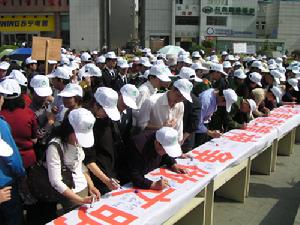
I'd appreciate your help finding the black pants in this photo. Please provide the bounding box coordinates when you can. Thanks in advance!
[0,183,23,225]
[25,201,57,225]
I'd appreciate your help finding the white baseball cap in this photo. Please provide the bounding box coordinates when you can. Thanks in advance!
[270,70,282,84]
[210,55,219,63]
[268,64,277,70]
[177,55,192,65]
[0,137,13,157]
[192,51,201,58]
[149,65,171,82]
[249,72,262,87]
[84,64,102,77]
[139,70,150,79]
[1,79,21,99]
[60,56,70,66]
[210,63,227,76]
[270,86,282,103]
[173,79,193,103]
[30,75,52,97]
[7,70,27,87]
[157,53,166,60]
[25,57,37,65]
[105,51,117,59]
[156,127,182,158]
[288,78,299,91]
[191,63,208,71]
[118,60,129,69]
[0,61,10,70]
[94,87,120,121]
[58,83,83,97]
[91,50,98,55]
[225,55,235,61]
[96,56,106,64]
[68,108,96,148]
[233,61,242,67]
[291,66,300,75]
[251,61,263,70]
[234,69,247,79]
[120,84,139,109]
[223,61,232,69]
[68,61,80,71]
[223,89,238,112]
[47,67,71,80]
[221,51,228,56]
[81,52,92,62]
[246,99,257,114]
[139,57,152,67]
[178,67,202,82]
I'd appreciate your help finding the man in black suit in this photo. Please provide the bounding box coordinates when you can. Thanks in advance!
[102,51,117,88]
[112,60,129,92]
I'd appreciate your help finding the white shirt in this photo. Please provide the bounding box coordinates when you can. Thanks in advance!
[137,92,184,141]
[132,80,157,125]
[46,138,87,194]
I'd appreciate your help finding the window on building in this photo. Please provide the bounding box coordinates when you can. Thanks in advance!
[176,16,199,25]
[256,21,260,30]
[176,0,183,4]
[206,16,227,26]
[261,21,266,30]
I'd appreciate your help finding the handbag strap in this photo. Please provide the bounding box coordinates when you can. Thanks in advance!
[49,141,68,170]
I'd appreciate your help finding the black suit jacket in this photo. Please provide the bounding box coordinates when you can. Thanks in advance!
[102,68,116,88]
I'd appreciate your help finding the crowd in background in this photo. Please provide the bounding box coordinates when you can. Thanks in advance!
[0,46,300,225]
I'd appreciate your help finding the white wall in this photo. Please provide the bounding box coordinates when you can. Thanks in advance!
[69,0,101,51]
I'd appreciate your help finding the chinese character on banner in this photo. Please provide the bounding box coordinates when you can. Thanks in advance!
[254,117,284,125]
[223,132,260,143]
[191,149,233,163]
[53,216,67,225]
[21,20,27,27]
[42,20,48,27]
[269,113,294,119]
[273,107,300,114]
[244,124,273,134]
[111,188,175,209]
[150,166,209,184]
[28,20,34,27]
[34,20,41,26]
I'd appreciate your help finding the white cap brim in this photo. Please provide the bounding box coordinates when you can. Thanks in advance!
[257,82,262,87]
[194,76,203,83]
[164,143,182,158]
[293,85,299,91]
[34,87,53,97]
[75,130,94,148]
[103,107,121,121]
[47,74,56,78]
[236,74,247,79]
[123,95,138,109]
[180,90,193,103]
[226,102,233,113]
[157,74,171,82]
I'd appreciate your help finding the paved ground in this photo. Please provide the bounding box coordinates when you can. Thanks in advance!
[213,142,300,225]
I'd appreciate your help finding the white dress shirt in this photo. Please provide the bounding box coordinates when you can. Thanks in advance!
[137,92,184,141]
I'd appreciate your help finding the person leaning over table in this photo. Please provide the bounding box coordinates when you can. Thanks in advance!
[46,108,100,213]
[194,87,237,147]
[83,87,123,194]
[127,127,187,190]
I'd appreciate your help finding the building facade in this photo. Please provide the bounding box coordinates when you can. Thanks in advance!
[0,0,136,51]
[139,0,259,50]
[0,0,69,47]
[264,0,300,52]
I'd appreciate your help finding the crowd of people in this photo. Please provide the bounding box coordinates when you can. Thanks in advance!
[0,46,299,225]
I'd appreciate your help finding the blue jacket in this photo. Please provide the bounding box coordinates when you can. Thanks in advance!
[0,117,25,188]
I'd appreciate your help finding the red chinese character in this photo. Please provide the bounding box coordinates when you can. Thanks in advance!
[269,113,294,119]
[53,216,67,225]
[273,107,300,114]
[191,149,234,163]
[244,124,273,134]
[253,117,284,125]
[111,188,175,209]
[90,205,138,225]
[223,132,260,143]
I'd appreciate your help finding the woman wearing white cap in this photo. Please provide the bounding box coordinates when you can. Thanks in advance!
[0,82,25,225]
[83,87,123,194]
[46,108,99,213]
[282,78,300,103]
[264,86,283,110]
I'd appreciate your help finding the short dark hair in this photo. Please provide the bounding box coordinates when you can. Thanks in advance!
[2,95,25,111]
[51,117,74,145]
